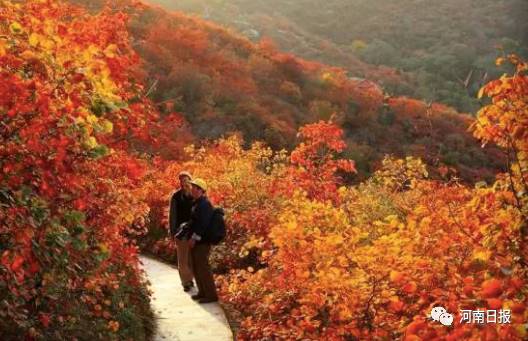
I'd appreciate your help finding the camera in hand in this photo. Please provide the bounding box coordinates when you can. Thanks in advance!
[174,222,191,240]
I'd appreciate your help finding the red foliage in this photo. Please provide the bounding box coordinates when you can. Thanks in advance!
[1,1,152,338]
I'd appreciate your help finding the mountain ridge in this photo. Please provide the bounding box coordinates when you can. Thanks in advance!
[72,0,505,182]
[148,0,528,113]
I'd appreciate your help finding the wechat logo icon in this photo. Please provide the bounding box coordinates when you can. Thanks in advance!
[430,306,454,326]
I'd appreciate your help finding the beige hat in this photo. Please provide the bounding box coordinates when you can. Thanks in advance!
[178,171,192,180]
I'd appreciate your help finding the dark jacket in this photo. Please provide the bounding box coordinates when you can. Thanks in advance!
[169,189,194,236]
[189,195,214,244]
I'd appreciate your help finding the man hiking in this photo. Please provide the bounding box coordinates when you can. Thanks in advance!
[168,171,195,292]
[187,178,219,303]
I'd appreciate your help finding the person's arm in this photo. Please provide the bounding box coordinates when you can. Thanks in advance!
[190,200,213,242]
[168,192,178,237]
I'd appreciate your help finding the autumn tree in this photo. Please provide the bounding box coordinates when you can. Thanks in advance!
[0,1,156,339]
[472,55,528,220]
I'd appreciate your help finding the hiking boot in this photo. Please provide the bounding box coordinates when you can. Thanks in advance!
[198,297,218,304]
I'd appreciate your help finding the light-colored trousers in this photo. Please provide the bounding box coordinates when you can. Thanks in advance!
[175,238,194,286]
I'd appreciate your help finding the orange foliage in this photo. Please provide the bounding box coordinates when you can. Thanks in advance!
[472,55,528,219]
[1,1,153,339]
[144,118,526,340]
[2,1,526,341]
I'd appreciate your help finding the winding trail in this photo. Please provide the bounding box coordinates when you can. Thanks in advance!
[140,255,233,341]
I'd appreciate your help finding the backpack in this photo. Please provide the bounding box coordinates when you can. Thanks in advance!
[208,207,226,245]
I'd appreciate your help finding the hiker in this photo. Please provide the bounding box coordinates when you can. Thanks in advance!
[169,171,195,292]
[187,178,218,303]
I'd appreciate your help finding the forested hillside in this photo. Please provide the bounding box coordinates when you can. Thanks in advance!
[150,0,528,113]
[77,0,504,182]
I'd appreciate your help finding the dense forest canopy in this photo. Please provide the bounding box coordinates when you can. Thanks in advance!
[150,0,528,113]
[71,0,507,182]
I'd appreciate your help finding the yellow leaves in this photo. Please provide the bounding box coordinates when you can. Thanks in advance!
[472,248,491,262]
[9,21,23,34]
[473,58,527,205]
[122,211,135,224]
[373,156,428,190]
[321,72,333,82]
[86,114,99,125]
[326,234,344,246]
[385,214,399,222]
[418,216,432,230]
[27,32,55,50]
[81,44,100,62]
[74,44,121,102]
[477,86,486,99]
[92,75,121,102]
[98,243,108,253]
[42,19,55,36]
[351,39,367,51]
[29,33,39,47]
[100,120,113,134]
[337,256,348,267]
[245,237,262,249]
[516,324,527,339]
[413,205,428,216]
[77,113,113,136]
[385,215,403,230]
[476,113,490,126]
[104,44,118,58]
[41,37,55,51]
[380,289,392,299]
[285,221,297,231]
[389,270,404,284]
[75,116,86,125]
[320,266,343,282]
[82,136,98,150]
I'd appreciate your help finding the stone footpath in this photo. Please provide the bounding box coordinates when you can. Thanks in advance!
[139,255,233,341]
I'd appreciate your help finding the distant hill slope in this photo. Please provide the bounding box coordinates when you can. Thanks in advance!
[149,0,528,113]
[72,0,505,182]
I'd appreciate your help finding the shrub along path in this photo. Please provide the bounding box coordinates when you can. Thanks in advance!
[140,255,233,341]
